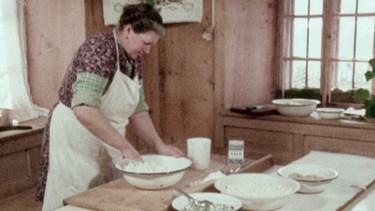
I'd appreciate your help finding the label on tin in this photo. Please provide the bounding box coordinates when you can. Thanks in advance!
[228,140,244,165]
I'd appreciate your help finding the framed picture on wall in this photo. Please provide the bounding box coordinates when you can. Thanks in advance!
[102,0,203,25]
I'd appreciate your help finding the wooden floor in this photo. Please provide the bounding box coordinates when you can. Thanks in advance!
[0,188,42,211]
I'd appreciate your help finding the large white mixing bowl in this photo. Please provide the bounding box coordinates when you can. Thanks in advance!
[115,154,191,189]
[215,173,300,210]
[272,98,320,117]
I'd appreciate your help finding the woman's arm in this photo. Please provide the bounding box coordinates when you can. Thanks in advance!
[73,105,142,161]
[129,111,185,157]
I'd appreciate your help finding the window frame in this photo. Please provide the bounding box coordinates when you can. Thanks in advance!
[278,0,375,107]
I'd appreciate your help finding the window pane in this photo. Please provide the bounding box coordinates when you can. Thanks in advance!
[358,0,375,14]
[294,0,309,15]
[354,62,372,89]
[281,0,375,102]
[0,1,12,109]
[0,74,12,108]
[336,61,354,91]
[340,0,357,14]
[292,60,307,88]
[293,18,308,57]
[310,0,323,15]
[335,61,371,91]
[309,18,322,58]
[283,60,292,89]
[307,61,321,88]
[356,17,375,60]
[338,17,355,59]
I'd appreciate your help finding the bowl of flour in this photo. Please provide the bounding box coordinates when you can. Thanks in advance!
[214,173,300,210]
[115,154,191,189]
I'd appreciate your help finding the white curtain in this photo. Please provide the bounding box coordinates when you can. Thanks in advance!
[0,0,48,122]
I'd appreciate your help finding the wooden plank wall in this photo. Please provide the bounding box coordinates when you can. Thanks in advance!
[26,0,277,150]
[215,0,278,109]
[26,0,86,108]
[214,0,278,148]
[81,0,215,150]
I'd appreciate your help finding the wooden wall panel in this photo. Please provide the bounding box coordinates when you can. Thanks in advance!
[26,0,278,150]
[155,21,215,148]
[215,0,278,109]
[78,0,215,148]
[26,0,86,108]
[84,0,112,37]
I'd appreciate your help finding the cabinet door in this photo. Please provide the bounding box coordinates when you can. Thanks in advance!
[0,133,42,198]
[225,126,302,165]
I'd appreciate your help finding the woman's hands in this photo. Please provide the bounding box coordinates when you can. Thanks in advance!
[129,112,185,158]
[119,141,143,162]
[73,106,185,161]
[155,143,185,157]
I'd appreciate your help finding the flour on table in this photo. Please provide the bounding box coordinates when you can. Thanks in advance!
[190,170,226,187]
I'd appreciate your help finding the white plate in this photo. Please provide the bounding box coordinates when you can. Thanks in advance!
[172,192,242,211]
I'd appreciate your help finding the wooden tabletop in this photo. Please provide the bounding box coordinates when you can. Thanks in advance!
[63,154,275,211]
[63,152,375,211]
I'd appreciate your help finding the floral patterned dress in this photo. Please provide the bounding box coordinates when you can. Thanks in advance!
[35,30,148,202]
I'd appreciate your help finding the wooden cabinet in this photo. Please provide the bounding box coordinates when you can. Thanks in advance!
[225,126,299,164]
[0,118,46,199]
[217,114,375,165]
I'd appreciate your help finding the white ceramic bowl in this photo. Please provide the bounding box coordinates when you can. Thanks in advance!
[316,108,344,119]
[272,98,321,117]
[115,154,191,190]
[172,192,243,211]
[277,164,339,193]
[214,173,300,210]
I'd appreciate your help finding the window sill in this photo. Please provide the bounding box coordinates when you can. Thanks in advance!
[0,117,47,142]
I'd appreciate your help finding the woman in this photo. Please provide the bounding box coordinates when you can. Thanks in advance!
[36,3,184,211]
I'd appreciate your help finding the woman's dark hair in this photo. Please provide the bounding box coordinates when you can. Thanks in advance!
[117,3,165,37]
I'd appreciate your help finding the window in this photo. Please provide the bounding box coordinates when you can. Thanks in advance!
[0,0,47,122]
[279,0,375,106]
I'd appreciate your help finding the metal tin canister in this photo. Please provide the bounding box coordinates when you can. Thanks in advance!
[228,140,244,165]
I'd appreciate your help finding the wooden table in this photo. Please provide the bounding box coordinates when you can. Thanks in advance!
[63,154,274,211]
[63,151,375,211]
[264,151,375,211]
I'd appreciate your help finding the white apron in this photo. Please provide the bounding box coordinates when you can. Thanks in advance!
[42,31,140,211]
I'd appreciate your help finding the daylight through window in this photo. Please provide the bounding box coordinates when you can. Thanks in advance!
[279,0,375,105]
